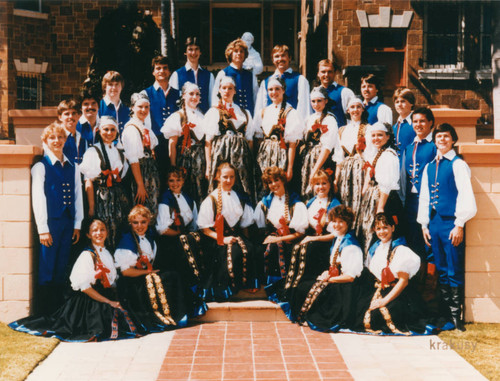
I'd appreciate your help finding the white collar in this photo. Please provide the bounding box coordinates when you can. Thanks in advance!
[78,114,99,127]
[153,81,170,92]
[414,132,433,143]
[104,95,122,108]
[273,67,293,76]
[398,112,413,125]
[185,62,201,71]
[45,148,71,166]
[366,96,379,105]
[230,62,243,70]
[437,149,457,161]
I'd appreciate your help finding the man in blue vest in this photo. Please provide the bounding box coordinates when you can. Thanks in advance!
[361,73,392,125]
[76,90,99,148]
[255,44,311,121]
[317,59,354,127]
[98,71,130,136]
[169,37,214,113]
[142,55,179,185]
[57,99,87,165]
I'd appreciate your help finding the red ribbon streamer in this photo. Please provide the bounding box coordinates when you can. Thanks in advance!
[136,255,152,271]
[215,213,225,246]
[313,208,326,235]
[227,107,237,120]
[277,216,290,236]
[101,168,121,187]
[311,122,328,134]
[328,264,340,277]
[381,265,396,288]
[363,161,375,179]
[94,262,111,288]
[181,122,196,154]
[356,135,366,153]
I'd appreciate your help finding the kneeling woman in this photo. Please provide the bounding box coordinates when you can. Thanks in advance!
[115,205,205,333]
[254,166,308,286]
[288,205,363,330]
[9,220,138,341]
[356,213,429,335]
[197,162,258,301]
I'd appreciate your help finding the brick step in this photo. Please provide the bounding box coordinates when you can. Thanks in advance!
[194,300,288,322]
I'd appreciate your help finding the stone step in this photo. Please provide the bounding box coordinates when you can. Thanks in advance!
[194,300,288,322]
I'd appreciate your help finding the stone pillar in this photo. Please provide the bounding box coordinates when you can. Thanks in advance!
[0,145,42,322]
[459,143,500,323]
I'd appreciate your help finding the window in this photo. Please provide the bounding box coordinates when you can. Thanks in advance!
[272,7,297,61]
[16,74,43,109]
[15,0,43,13]
[479,4,492,69]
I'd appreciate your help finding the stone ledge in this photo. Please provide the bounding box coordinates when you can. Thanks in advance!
[459,143,500,165]
[0,145,42,166]
[194,300,288,322]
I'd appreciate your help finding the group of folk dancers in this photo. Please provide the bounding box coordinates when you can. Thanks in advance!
[9,37,477,342]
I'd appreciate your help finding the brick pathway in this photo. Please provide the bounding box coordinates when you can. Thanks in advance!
[157,322,353,381]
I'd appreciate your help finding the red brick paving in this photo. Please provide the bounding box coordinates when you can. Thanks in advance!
[157,322,353,381]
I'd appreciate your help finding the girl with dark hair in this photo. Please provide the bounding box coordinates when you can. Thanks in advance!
[358,122,402,253]
[197,162,258,301]
[253,77,304,190]
[161,82,207,204]
[121,93,160,220]
[10,220,139,342]
[80,116,130,249]
[204,75,256,202]
[300,86,341,197]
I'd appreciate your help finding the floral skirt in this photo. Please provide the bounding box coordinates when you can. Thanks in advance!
[337,154,365,232]
[299,143,335,197]
[131,155,160,220]
[177,143,207,205]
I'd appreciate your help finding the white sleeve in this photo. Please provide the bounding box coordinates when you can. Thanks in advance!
[211,71,223,109]
[252,74,259,106]
[197,196,215,229]
[252,108,264,139]
[453,159,477,227]
[319,116,339,152]
[208,72,215,109]
[289,202,308,234]
[341,87,355,113]
[377,104,393,125]
[284,109,305,144]
[203,108,221,142]
[31,162,49,234]
[161,112,183,139]
[254,81,267,121]
[297,75,311,121]
[239,204,255,228]
[390,246,421,280]
[169,71,179,90]
[254,201,267,229]
[74,164,84,230]
[79,146,101,181]
[417,164,430,229]
[156,203,173,234]
[114,248,138,271]
[375,151,400,195]
[339,245,364,278]
[121,126,142,164]
[140,89,153,131]
[244,110,254,141]
[70,251,97,291]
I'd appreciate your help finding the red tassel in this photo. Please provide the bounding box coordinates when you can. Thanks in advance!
[356,135,366,152]
[94,262,111,288]
[381,265,395,288]
[328,264,339,277]
[313,208,326,235]
[277,216,290,236]
[215,213,224,245]
[181,122,196,154]
[136,255,152,271]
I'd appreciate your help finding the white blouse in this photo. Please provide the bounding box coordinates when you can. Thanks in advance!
[121,118,158,164]
[306,197,331,229]
[70,246,117,291]
[79,142,128,181]
[156,193,198,234]
[161,107,205,142]
[304,113,340,152]
[197,189,254,229]
[372,148,400,195]
[365,241,421,281]
[252,103,304,144]
[203,102,254,141]
[254,196,308,234]
[329,236,364,279]
[335,120,373,164]
[114,235,157,271]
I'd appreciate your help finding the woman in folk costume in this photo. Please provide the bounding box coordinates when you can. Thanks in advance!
[121,93,160,220]
[10,220,139,342]
[299,86,341,197]
[80,116,130,249]
[288,205,364,330]
[254,166,308,287]
[204,75,256,202]
[358,122,402,254]
[115,205,206,333]
[355,213,430,335]
[155,167,204,290]
[253,77,304,194]
[197,162,258,301]
[334,97,372,231]
[161,82,207,204]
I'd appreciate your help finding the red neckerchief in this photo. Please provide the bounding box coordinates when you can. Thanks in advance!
[93,251,111,288]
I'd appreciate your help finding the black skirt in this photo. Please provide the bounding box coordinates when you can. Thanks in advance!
[9,285,138,342]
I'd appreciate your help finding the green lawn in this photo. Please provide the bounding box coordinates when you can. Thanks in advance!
[0,322,58,381]
[439,323,500,381]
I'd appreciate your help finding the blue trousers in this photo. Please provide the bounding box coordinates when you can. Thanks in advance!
[404,193,430,261]
[38,214,74,285]
[429,212,465,287]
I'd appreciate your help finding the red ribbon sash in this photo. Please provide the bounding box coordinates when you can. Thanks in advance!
[381,265,396,288]
[215,213,225,245]
[181,122,196,154]
[356,135,366,153]
[313,208,326,235]
[363,161,375,179]
[173,210,182,227]
[101,168,121,187]
[277,215,290,236]
[142,128,151,149]
[312,122,328,134]
[328,264,340,277]
[136,255,152,271]
[95,262,111,288]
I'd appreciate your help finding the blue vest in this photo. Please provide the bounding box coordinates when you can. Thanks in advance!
[76,120,95,147]
[63,133,87,165]
[144,85,179,137]
[326,83,347,126]
[393,119,416,159]
[333,231,361,254]
[117,230,156,253]
[261,191,302,210]
[160,189,195,211]
[98,99,130,136]
[306,196,341,212]
[176,66,212,113]
[368,236,407,258]
[265,71,300,109]
[41,155,76,219]
[403,139,437,195]
[426,155,459,218]
[222,66,255,114]
[364,100,384,125]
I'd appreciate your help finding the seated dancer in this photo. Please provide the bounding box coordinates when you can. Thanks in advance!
[10,220,138,342]
[355,213,430,335]
[155,167,203,290]
[254,166,308,286]
[288,205,363,330]
[197,162,258,301]
[115,205,206,333]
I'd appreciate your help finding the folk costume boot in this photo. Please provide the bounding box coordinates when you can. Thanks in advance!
[436,283,455,330]
[450,286,466,332]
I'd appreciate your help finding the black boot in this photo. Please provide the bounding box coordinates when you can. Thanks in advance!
[438,283,452,321]
[450,286,466,331]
